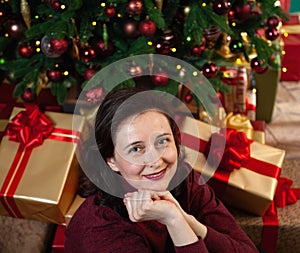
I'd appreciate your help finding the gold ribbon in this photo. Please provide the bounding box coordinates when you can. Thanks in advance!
[224,113,254,140]
[282,25,300,34]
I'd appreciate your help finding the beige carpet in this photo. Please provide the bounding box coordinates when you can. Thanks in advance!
[265,81,300,160]
[0,216,55,253]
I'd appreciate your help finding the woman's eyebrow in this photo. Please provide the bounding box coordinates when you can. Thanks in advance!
[124,141,143,150]
[156,133,172,138]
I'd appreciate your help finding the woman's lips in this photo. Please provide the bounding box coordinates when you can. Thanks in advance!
[143,168,167,181]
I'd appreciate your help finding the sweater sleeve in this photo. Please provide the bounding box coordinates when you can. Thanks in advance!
[174,238,209,253]
[65,196,152,253]
[188,171,259,253]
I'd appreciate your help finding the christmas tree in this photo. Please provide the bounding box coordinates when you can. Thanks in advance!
[0,0,289,105]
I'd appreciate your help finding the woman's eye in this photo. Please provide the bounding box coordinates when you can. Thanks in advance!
[129,146,143,153]
[157,138,169,146]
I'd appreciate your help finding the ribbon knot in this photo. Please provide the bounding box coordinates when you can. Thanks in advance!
[224,112,254,140]
[274,177,299,208]
[205,128,251,171]
[6,104,54,149]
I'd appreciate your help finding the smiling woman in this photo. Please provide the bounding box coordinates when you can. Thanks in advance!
[65,87,259,253]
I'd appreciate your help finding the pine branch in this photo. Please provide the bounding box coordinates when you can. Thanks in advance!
[127,37,155,55]
[143,0,166,29]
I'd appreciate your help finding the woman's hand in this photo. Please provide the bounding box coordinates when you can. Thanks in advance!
[147,191,208,240]
[123,189,181,226]
[123,189,199,247]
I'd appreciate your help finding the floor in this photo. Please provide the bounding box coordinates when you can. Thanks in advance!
[265,81,300,159]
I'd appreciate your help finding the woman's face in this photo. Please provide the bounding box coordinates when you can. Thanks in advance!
[107,110,178,191]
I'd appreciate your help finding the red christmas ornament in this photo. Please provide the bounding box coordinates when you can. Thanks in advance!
[93,39,115,57]
[81,46,96,62]
[184,93,193,103]
[123,19,139,38]
[250,57,268,74]
[152,71,169,87]
[5,19,24,40]
[192,45,205,57]
[139,20,156,37]
[84,67,99,80]
[213,0,231,15]
[50,37,69,55]
[18,42,34,58]
[127,0,143,15]
[155,42,171,55]
[267,16,280,28]
[191,38,206,57]
[227,10,235,21]
[86,87,104,104]
[47,69,63,82]
[202,63,218,78]
[51,1,63,12]
[265,27,279,41]
[233,1,251,20]
[21,88,36,102]
[105,5,116,18]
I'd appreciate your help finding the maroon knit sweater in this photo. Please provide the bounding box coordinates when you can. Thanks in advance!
[65,170,258,253]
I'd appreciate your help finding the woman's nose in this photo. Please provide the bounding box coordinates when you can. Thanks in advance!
[143,147,163,167]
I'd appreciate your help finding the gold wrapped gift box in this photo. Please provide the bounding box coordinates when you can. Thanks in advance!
[230,159,300,253]
[180,116,285,216]
[0,107,85,224]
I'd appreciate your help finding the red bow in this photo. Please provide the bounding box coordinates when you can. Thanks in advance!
[6,104,54,149]
[205,128,251,171]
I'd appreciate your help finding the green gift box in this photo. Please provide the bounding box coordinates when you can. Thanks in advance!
[255,68,280,123]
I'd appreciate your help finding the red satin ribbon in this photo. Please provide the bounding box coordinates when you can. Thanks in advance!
[0,105,79,218]
[260,177,300,253]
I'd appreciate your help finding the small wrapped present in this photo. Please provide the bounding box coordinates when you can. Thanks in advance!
[281,21,300,81]
[180,116,285,215]
[279,0,291,13]
[254,68,280,123]
[219,66,248,114]
[281,12,300,81]
[52,195,85,252]
[64,194,85,225]
[0,105,85,224]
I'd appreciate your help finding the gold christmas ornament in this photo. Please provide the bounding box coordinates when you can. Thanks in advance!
[128,61,143,76]
[155,0,163,11]
[20,0,31,28]
[70,18,80,60]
